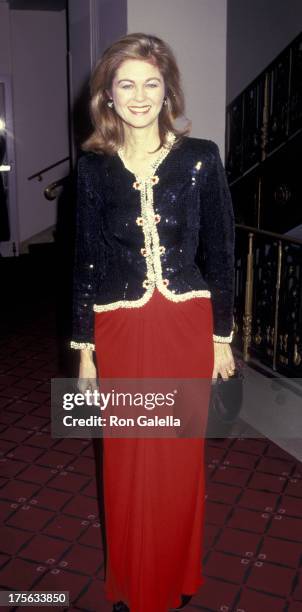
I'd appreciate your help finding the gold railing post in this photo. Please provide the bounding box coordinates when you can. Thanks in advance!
[272,240,283,370]
[243,232,254,361]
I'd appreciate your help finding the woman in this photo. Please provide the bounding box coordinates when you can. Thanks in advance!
[70,33,235,612]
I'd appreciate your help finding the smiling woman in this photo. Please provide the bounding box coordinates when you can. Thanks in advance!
[70,31,236,612]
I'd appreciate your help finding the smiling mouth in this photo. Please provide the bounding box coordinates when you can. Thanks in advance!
[128,106,151,114]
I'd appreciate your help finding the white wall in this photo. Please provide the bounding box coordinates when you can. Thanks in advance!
[127,0,228,158]
[10,9,69,245]
[227,0,302,103]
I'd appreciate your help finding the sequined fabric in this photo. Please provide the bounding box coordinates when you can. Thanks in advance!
[70,134,235,349]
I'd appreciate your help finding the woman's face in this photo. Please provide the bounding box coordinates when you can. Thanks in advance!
[109,59,165,130]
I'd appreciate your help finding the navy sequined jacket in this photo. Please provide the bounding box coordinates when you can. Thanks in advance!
[70,131,235,351]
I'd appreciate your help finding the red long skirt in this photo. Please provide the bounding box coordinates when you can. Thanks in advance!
[94,288,214,612]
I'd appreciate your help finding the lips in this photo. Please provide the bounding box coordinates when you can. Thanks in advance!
[128,106,151,114]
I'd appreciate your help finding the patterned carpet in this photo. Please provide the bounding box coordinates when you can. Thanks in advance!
[0,256,301,611]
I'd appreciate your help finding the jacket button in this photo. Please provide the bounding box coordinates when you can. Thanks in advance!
[162,278,169,286]
[151,175,159,185]
[154,214,161,224]
[142,279,150,288]
[136,216,144,226]
[140,247,147,257]
[159,245,165,255]
[133,180,142,190]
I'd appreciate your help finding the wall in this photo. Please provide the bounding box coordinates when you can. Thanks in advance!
[10,8,69,246]
[227,0,302,104]
[0,1,12,74]
[0,1,18,255]
[127,0,228,157]
[68,0,127,109]
[97,0,127,56]
[68,0,127,164]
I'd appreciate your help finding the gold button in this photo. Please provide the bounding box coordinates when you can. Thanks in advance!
[142,279,150,288]
[140,247,147,256]
[133,180,142,190]
[136,216,144,226]
[154,214,161,224]
[162,278,169,286]
[151,175,159,185]
[159,245,165,255]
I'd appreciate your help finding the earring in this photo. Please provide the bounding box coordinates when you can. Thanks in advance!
[107,99,114,108]
[163,96,168,106]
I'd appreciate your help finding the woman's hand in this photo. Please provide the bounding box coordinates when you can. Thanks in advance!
[212,342,235,381]
[77,349,99,394]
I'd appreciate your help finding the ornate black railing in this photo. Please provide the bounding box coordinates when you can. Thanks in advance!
[233,225,302,378]
[226,31,302,184]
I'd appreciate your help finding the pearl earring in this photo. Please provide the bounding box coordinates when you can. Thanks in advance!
[163,97,168,106]
[107,99,114,108]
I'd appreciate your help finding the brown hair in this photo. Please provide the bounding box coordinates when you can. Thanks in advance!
[81,32,191,155]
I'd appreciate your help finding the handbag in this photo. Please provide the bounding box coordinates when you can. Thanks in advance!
[206,357,245,438]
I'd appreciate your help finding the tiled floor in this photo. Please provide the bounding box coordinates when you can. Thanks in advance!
[0,273,302,611]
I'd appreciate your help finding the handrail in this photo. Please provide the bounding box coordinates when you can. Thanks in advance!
[226,30,302,112]
[28,156,70,181]
[226,30,302,185]
[44,175,69,201]
[236,224,302,246]
[228,126,302,187]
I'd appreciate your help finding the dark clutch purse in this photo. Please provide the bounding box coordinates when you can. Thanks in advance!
[206,357,245,438]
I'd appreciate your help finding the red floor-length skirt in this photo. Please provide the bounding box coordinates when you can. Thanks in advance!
[94,287,214,612]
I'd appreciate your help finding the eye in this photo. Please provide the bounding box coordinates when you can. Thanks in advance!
[121,84,133,89]
[146,83,159,88]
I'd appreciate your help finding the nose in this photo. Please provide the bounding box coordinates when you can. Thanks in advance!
[133,85,146,101]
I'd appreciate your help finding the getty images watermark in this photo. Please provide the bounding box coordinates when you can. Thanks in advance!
[51,378,213,439]
[51,372,302,440]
